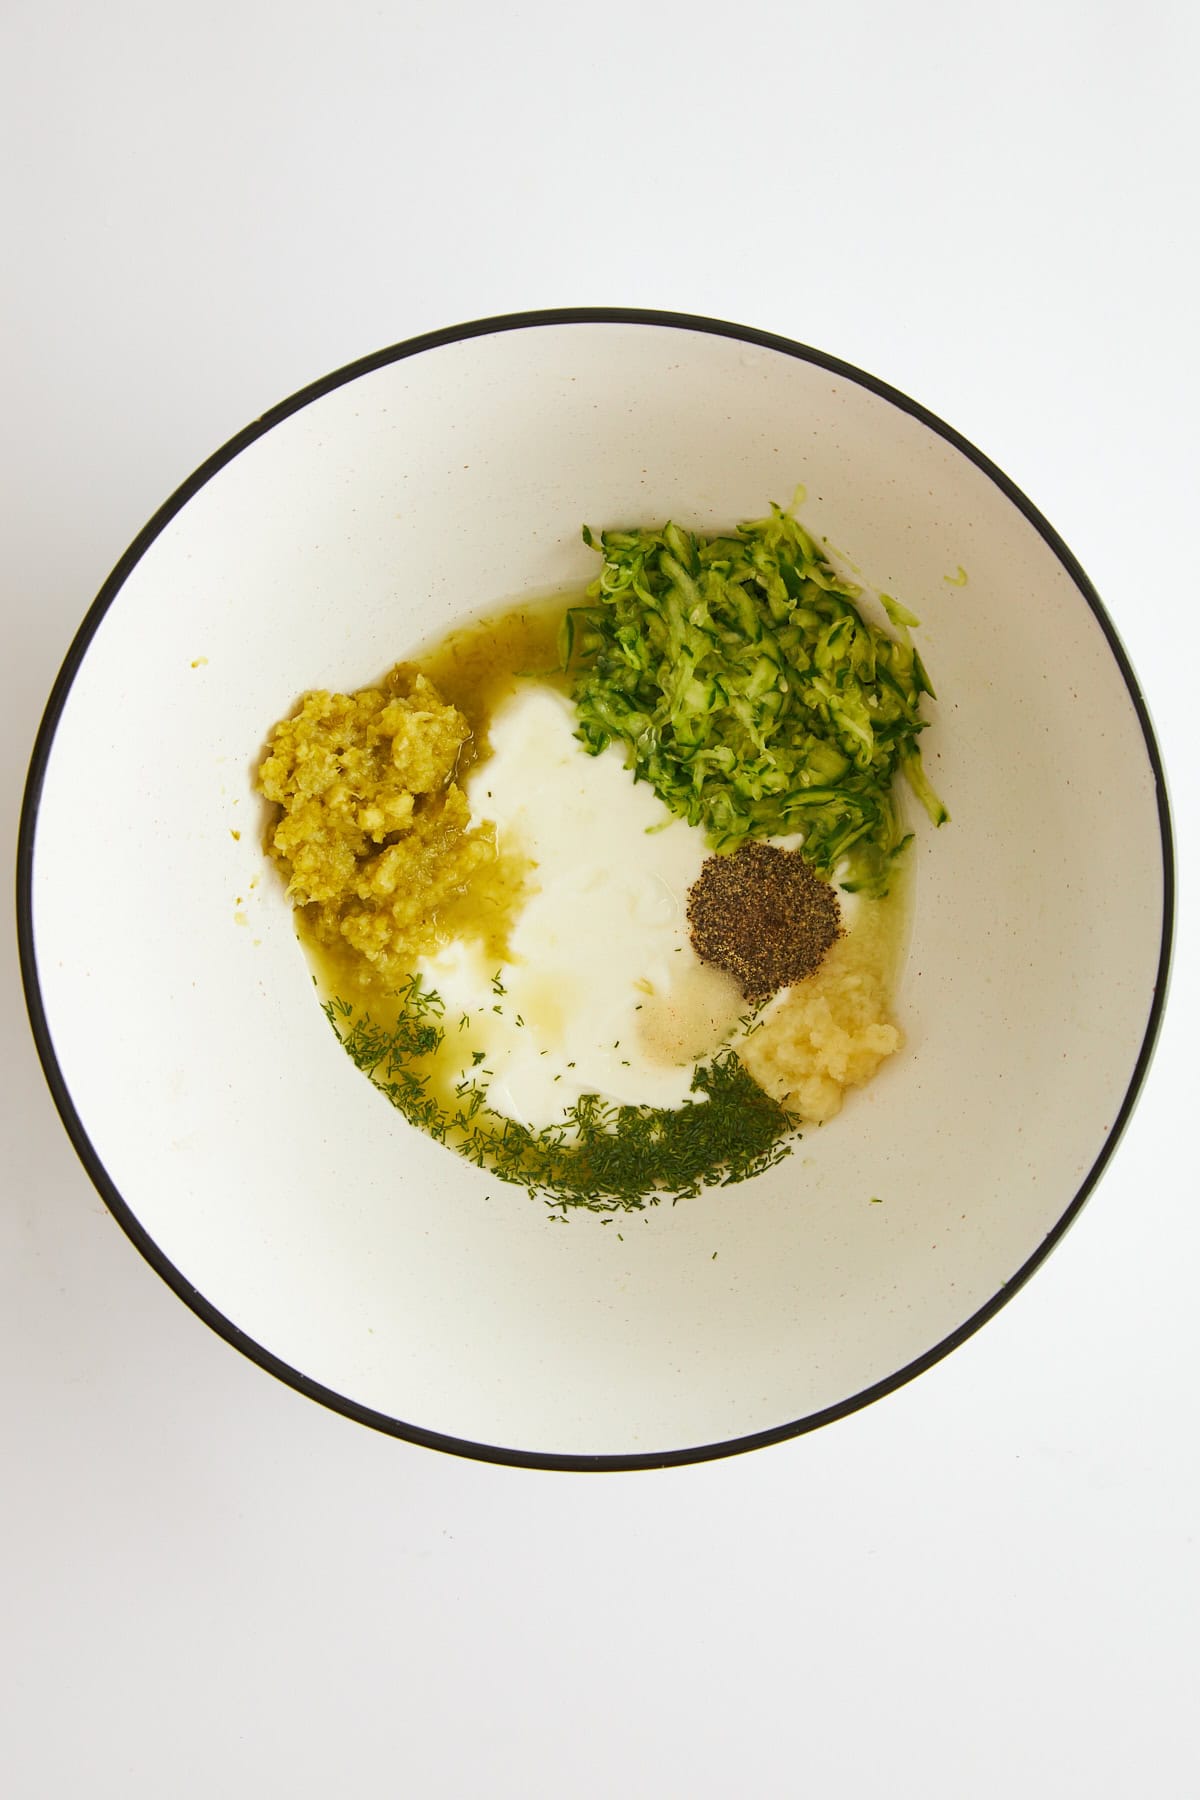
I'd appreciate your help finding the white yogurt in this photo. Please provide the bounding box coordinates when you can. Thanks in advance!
[417,684,742,1130]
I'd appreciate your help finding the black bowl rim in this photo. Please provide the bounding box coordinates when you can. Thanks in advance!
[15,306,1177,1472]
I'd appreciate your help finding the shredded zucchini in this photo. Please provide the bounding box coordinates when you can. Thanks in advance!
[564,503,947,896]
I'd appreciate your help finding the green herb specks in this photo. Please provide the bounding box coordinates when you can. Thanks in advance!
[322,980,798,1213]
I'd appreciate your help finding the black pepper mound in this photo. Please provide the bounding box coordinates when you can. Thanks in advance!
[687,841,842,1005]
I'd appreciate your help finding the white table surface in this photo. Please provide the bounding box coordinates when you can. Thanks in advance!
[3,4,1196,1795]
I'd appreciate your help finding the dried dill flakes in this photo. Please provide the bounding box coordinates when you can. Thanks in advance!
[687,840,842,1005]
[322,978,798,1213]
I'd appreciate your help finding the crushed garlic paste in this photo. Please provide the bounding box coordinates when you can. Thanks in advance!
[738,897,903,1122]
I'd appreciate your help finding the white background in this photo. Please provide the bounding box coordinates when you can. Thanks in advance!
[3,3,1196,1795]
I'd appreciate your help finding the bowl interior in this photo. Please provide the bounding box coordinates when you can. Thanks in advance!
[27,318,1168,1463]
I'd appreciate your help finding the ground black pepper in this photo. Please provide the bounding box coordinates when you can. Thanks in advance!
[686,841,842,1005]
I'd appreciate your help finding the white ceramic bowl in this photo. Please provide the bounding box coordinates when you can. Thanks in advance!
[19,310,1173,1469]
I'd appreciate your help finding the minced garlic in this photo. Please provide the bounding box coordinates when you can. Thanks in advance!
[739,906,901,1122]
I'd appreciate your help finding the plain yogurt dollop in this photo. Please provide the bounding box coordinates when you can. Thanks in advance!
[417,684,742,1130]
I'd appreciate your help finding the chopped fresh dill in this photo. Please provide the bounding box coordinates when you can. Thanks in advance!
[737,1005,768,1039]
[322,979,798,1213]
